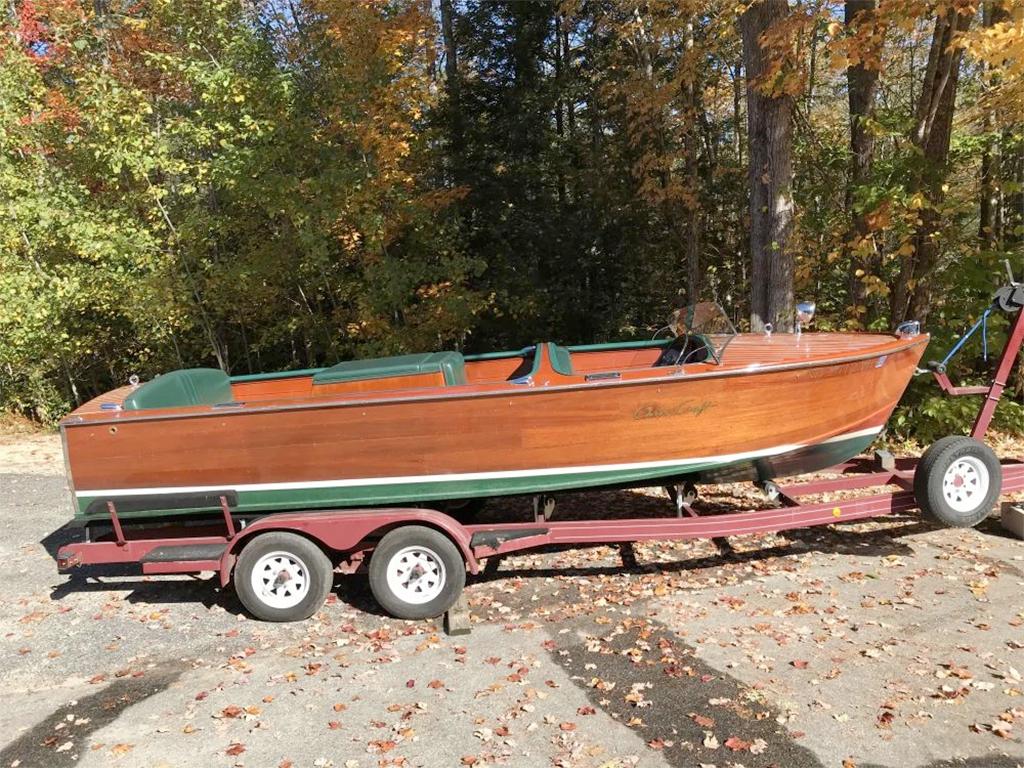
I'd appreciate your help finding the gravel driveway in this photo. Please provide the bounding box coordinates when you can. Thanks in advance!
[2,447,1024,768]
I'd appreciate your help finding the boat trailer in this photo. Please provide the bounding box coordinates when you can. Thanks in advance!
[57,285,1024,623]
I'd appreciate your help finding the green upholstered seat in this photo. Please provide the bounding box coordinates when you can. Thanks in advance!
[312,351,468,387]
[123,368,233,411]
[547,344,574,376]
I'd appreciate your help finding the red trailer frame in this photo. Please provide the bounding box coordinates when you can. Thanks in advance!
[56,300,1024,619]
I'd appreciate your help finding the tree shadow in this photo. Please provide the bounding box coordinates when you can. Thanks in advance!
[0,662,183,768]
[863,759,1024,768]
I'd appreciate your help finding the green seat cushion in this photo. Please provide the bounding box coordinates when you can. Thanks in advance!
[312,351,467,387]
[124,368,233,411]
[548,344,574,376]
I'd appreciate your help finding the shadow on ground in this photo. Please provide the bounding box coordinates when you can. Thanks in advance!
[0,663,183,768]
[547,590,824,768]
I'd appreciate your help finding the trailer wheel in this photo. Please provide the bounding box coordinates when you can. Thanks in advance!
[368,526,465,620]
[235,532,334,622]
[914,436,1001,528]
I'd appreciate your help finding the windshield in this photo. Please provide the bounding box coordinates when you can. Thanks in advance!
[668,302,737,364]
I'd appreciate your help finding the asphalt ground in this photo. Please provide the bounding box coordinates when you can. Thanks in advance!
[2,460,1024,768]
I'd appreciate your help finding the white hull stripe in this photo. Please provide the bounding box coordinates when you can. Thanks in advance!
[74,425,883,499]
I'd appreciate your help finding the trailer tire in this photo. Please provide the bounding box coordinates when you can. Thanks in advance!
[235,532,334,622]
[369,526,465,620]
[914,436,1001,528]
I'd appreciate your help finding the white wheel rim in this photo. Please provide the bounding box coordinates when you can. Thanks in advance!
[250,551,311,609]
[385,545,446,605]
[942,456,990,513]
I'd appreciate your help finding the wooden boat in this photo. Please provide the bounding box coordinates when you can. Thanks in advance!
[60,306,927,521]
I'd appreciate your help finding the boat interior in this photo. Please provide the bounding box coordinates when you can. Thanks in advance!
[97,330,908,415]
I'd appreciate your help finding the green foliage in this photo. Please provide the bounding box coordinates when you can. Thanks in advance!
[2,0,1023,440]
[1,0,483,420]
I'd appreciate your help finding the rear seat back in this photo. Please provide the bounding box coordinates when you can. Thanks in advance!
[123,368,233,410]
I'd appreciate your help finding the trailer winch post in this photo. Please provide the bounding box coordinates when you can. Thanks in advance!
[106,500,126,547]
[972,304,1024,439]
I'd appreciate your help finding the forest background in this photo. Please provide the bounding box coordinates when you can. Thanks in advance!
[1,0,1023,439]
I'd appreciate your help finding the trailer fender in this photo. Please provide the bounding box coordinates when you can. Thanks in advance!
[217,508,480,587]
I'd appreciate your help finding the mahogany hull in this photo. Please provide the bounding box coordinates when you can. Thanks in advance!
[62,335,927,520]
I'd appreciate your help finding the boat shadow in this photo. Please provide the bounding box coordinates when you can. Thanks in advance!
[42,518,242,613]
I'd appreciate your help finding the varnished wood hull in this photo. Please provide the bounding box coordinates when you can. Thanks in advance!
[62,334,927,520]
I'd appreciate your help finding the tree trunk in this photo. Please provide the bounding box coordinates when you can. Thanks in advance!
[741,0,795,332]
[844,0,880,326]
[980,129,996,246]
[1007,136,1024,246]
[439,0,458,93]
[439,0,463,185]
[892,5,972,324]
[562,17,575,138]
[978,1,1005,247]
[733,60,743,164]
[683,20,702,304]
[554,11,566,206]
[806,10,821,111]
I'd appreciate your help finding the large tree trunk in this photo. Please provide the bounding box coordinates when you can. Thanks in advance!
[844,0,881,325]
[892,5,972,324]
[741,0,795,332]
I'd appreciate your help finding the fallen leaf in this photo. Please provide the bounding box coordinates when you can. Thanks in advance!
[690,713,715,728]
[724,736,752,751]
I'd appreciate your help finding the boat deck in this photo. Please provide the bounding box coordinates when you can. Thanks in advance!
[66,332,922,422]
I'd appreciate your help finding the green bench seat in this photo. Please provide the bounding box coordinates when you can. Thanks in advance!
[312,351,468,387]
[123,368,233,411]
